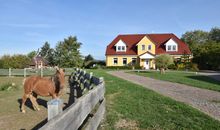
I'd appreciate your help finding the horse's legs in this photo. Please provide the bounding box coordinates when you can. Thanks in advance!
[32,94,40,111]
[52,93,57,99]
[29,94,40,111]
[21,94,28,113]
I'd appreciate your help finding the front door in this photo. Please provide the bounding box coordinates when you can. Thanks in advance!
[144,60,149,69]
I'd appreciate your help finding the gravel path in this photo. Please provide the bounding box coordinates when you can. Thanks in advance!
[108,71,220,121]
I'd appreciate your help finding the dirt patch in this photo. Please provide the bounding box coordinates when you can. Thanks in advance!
[115,119,139,130]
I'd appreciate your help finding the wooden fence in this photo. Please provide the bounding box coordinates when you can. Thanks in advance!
[40,68,105,130]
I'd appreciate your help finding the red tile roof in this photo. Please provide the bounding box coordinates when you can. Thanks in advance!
[105,33,191,55]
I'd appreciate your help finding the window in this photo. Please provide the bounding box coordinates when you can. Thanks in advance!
[123,58,127,65]
[168,45,171,51]
[132,58,137,65]
[142,45,145,50]
[116,45,126,52]
[148,45,151,50]
[118,46,121,51]
[113,58,118,65]
[122,46,125,51]
[173,45,176,51]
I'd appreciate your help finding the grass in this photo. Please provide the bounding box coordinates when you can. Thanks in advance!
[130,70,220,92]
[88,69,220,130]
[0,76,70,130]
[1,69,220,129]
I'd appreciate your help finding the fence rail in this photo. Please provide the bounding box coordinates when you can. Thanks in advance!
[40,68,105,130]
[0,68,75,77]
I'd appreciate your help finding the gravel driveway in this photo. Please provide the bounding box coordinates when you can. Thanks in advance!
[108,71,220,121]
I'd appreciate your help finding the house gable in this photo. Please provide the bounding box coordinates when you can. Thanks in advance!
[136,36,156,55]
[139,51,155,59]
[164,38,178,52]
[114,39,127,52]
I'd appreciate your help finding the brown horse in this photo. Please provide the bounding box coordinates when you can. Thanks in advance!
[21,67,65,113]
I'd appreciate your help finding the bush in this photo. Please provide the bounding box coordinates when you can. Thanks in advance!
[177,63,185,70]
[0,83,19,91]
[105,66,132,70]
[190,63,199,71]
[168,64,177,70]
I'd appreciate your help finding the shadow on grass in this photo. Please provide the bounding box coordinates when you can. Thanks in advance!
[17,98,48,111]
[186,75,220,86]
[32,118,47,130]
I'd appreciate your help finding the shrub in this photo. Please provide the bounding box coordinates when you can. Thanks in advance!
[168,64,177,70]
[177,63,185,70]
[0,83,19,91]
[190,63,199,71]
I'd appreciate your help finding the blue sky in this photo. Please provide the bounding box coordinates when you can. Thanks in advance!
[0,0,219,60]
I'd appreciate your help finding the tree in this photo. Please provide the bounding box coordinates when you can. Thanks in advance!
[0,54,30,69]
[27,51,37,59]
[209,27,220,42]
[54,36,83,67]
[83,54,94,68]
[39,42,50,57]
[155,54,173,74]
[181,30,209,52]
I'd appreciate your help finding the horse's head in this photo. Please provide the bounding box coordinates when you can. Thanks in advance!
[54,67,66,91]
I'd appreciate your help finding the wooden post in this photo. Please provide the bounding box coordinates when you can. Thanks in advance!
[24,68,26,77]
[47,98,63,121]
[9,68,11,77]
[41,67,43,77]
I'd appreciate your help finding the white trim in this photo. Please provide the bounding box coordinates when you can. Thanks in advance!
[139,53,155,59]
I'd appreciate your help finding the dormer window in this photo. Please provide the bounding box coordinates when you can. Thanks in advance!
[115,39,127,52]
[165,38,178,52]
[168,45,171,51]
[173,45,176,51]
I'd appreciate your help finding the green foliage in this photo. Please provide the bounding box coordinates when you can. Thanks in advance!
[55,36,83,67]
[83,54,95,68]
[0,83,19,91]
[38,42,56,66]
[27,51,37,59]
[0,54,30,69]
[209,27,220,42]
[193,41,220,70]
[39,42,50,57]
[181,30,209,51]
[155,54,173,69]
[181,27,220,70]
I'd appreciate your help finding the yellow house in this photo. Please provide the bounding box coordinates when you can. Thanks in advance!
[106,34,192,69]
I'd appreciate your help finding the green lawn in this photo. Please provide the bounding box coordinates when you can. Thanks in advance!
[1,69,220,129]
[88,69,220,130]
[130,70,220,92]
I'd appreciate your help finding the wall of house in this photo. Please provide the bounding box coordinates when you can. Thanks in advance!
[137,36,155,55]
[106,55,137,66]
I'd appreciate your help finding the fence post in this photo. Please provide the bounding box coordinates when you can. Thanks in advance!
[41,67,43,77]
[24,68,26,77]
[9,68,11,77]
[47,98,63,121]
